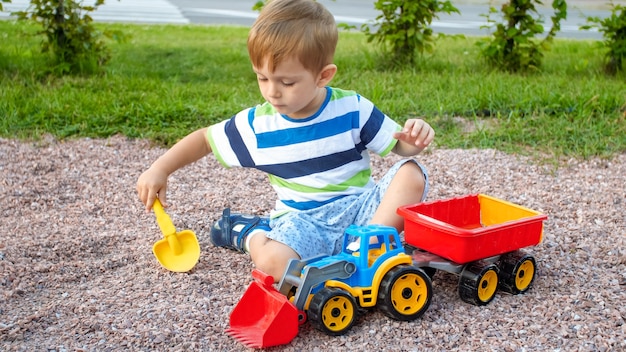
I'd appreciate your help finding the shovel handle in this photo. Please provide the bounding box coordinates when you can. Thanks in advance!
[166,233,184,255]
[153,199,176,237]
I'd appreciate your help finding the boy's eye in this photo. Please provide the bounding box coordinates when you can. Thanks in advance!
[282,82,294,86]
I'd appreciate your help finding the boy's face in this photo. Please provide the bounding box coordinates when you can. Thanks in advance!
[253,57,327,119]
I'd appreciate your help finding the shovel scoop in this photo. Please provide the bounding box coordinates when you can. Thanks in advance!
[227,269,300,348]
[151,199,200,272]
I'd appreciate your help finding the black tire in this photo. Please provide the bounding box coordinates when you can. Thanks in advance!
[378,265,432,321]
[308,287,358,336]
[422,267,437,280]
[458,261,499,306]
[498,252,536,294]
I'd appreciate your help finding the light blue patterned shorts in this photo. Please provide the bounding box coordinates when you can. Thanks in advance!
[266,159,429,260]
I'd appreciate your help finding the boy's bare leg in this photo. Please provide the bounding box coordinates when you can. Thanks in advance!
[248,234,300,281]
[369,162,426,231]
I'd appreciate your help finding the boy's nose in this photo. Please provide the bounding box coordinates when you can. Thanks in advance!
[268,83,281,98]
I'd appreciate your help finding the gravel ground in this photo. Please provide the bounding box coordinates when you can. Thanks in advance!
[1,135,624,351]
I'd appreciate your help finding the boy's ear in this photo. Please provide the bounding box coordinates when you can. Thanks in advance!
[317,64,337,87]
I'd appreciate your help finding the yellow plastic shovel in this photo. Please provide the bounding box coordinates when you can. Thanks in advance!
[151,199,200,272]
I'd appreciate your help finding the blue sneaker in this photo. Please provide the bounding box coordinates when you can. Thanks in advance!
[210,208,271,252]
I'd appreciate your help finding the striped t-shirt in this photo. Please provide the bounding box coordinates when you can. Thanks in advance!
[207,86,400,215]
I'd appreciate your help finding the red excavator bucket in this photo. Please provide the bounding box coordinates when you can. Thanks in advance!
[227,269,300,348]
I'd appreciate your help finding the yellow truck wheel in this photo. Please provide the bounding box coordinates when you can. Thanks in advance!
[378,264,432,321]
[308,287,357,336]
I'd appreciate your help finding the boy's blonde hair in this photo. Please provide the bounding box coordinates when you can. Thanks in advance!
[247,0,338,74]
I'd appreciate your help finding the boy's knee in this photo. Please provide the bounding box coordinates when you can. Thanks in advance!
[390,161,428,205]
[397,161,426,190]
[251,254,292,282]
[249,241,299,281]
[253,258,281,281]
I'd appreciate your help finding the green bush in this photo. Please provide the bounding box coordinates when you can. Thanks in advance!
[361,0,459,66]
[0,0,11,12]
[13,0,123,74]
[581,2,626,74]
[478,0,567,72]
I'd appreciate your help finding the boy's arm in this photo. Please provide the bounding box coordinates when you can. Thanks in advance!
[137,127,212,212]
[392,118,435,157]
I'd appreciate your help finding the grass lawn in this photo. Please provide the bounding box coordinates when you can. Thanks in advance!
[1,20,624,161]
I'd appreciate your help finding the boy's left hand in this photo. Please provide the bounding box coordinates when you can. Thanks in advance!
[393,118,435,153]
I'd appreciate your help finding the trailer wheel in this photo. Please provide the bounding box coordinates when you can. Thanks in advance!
[308,287,357,336]
[459,262,499,306]
[499,252,536,294]
[378,265,432,321]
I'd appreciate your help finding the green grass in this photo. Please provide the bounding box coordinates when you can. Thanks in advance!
[1,20,625,161]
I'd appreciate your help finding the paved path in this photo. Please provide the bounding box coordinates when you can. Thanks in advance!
[1,0,189,24]
[0,0,613,39]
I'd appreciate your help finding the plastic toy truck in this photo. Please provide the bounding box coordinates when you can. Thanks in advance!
[227,224,433,348]
[397,193,548,306]
[227,194,547,348]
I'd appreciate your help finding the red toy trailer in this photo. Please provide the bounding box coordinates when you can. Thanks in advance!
[398,193,547,306]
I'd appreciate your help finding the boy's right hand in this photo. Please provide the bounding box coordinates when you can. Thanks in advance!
[136,167,169,212]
